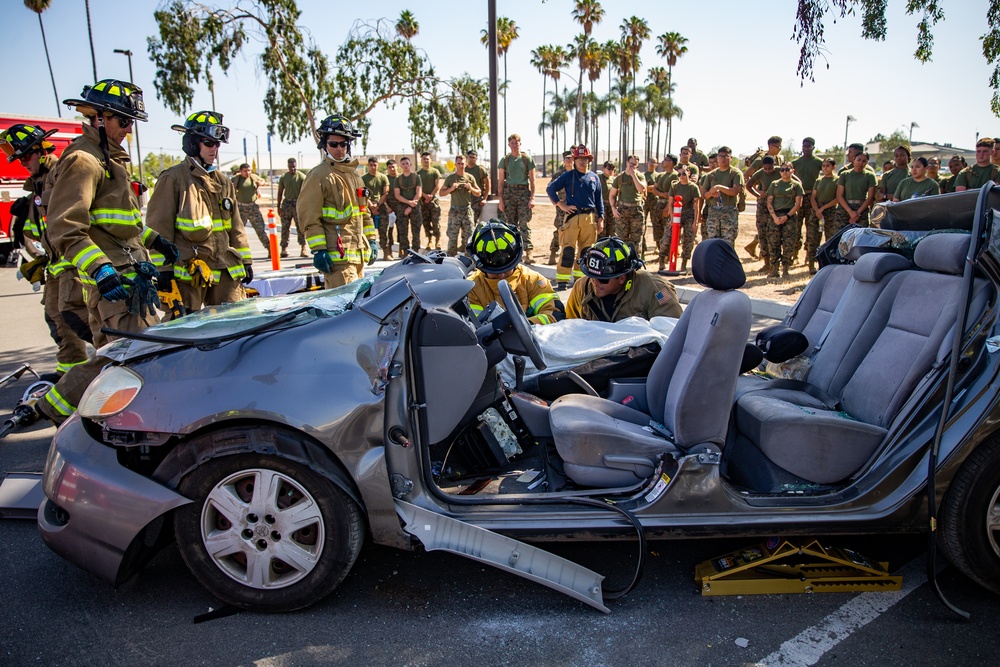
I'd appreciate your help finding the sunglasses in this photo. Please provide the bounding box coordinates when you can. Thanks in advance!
[595,277,613,284]
[200,139,220,148]
[112,113,134,128]
[327,140,350,148]
[779,167,791,172]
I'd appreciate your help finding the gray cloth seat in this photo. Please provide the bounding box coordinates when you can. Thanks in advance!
[735,233,991,484]
[551,240,752,487]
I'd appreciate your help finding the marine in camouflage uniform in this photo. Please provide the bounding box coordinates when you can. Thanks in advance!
[393,157,423,255]
[701,149,744,247]
[650,157,679,255]
[417,153,442,249]
[277,157,307,257]
[745,157,781,270]
[792,140,824,266]
[765,167,805,278]
[609,156,647,253]
[832,155,878,236]
[810,160,840,264]
[465,150,490,225]
[661,173,701,272]
[362,157,392,260]
[598,162,615,239]
[497,135,536,260]
[233,164,268,253]
[643,157,659,235]
[440,154,481,256]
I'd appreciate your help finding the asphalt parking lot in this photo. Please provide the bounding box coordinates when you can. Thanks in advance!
[1,258,999,667]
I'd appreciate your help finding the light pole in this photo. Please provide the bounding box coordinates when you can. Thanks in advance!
[843,115,856,166]
[235,129,260,173]
[909,121,920,146]
[113,48,143,184]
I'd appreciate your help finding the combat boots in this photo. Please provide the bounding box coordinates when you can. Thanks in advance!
[547,250,557,265]
[744,237,759,259]
[658,256,666,272]
[782,266,791,280]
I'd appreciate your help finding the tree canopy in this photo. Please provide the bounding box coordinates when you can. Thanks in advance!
[793,0,1000,116]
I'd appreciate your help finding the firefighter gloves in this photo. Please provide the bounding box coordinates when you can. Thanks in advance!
[95,264,128,302]
[369,239,379,266]
[151,235,180,265]
[313,249,334,273]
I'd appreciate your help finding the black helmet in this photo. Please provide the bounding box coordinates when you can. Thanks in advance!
[316,114,362,149]
[172,110,230,158]
[467,220,523,274]
[579,237,643,279]
[0,124,57,163]
[63,79,148,121]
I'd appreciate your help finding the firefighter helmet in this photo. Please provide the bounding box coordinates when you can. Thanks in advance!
[572,144,594,160]
[316,114,362,149]
[0,124,57,163]
[172,111,230,158]
[579,237,643,279]
[468,220,523,274]
[63,79,149,121]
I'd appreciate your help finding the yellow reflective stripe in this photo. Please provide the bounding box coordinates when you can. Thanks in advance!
[306,235,327,250]
[72,245,108,273]
[46,259,73,277]
[175,215,213,232]
[469,303,484,314]
[149,251,166,267]
[44,387,75,417]
[227,264,247,280]
[141,226,156,244]
[363,222,376,236]
[174,265,223,283]
[571,268,585,279]
[56,359,87,374]
[554,270,572,281]
[236,247,252,261]
[527,292,556,316]
[90,208,142,226]
[535,313,552,325]
[321,206,353,220]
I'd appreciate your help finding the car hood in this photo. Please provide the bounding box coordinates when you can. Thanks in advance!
[101,273,380,363]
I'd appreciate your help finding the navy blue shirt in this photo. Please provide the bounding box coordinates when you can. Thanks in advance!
[546,168,604,219]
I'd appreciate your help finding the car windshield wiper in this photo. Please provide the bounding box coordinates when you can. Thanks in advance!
[101,309,306,349]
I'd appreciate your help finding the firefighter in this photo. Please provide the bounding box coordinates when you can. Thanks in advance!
[565,236,682,322]
[145,110,252,318]
[1,124,91,377]
[30,79,179,425]
[297,114,378,288]
[466,220,564,325]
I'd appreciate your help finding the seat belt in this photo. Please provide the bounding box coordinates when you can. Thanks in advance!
[811,277,856,356]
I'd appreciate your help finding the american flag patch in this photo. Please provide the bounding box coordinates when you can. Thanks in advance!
[655,290,671,304]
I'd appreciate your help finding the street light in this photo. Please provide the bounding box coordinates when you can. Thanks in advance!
[234,128,260,174]
[113,48,143,184]
[843,115,856,166]
[909,121,920,146]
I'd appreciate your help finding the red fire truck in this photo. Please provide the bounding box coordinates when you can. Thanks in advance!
[1,114,82,261]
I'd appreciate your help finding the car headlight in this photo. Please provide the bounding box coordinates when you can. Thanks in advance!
[78,366,143,419]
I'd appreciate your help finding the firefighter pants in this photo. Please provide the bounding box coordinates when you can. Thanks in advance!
[556,211,596,284]
[44,270,91,375]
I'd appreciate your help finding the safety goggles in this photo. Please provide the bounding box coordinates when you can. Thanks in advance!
[202,124,230,143]
[326,140,350,149]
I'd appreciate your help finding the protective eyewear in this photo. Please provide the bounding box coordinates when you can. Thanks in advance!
[112,113,134,129]
[595,277,612,284]
[327,140,350,149]
[202,124,230,143]
[200,139,220,148]
[779,167,792,172]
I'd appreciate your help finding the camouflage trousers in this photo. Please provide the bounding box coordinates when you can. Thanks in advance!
[471,196,485,225]
[393,202,423,254]
[419,197,441,246]
[765,211,798,270]
[238,201,268,250]
[755,198,771,264]
[446,206,475,256]
[279,199,305,251]
[617,204,645,249]
[793,197,812,258]
[826,201,869,241]
[500,184,533,249]
[43,270,90,375]
[705,205,740,247]
[652,198,671,252]
[659,208,697,263]
[375,202,395,252]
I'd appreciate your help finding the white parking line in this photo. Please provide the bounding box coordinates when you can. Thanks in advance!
[754,559,926,667]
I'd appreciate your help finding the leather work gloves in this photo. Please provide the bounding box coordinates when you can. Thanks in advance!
[95,264,129,302]
[151,235,180,265]
[313,249,334,273]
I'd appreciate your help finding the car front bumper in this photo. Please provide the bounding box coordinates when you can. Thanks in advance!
[38,415,191,585]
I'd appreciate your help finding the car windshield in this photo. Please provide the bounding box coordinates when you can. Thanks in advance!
[140,272,380,341]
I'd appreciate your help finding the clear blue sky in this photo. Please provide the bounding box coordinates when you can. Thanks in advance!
[6,0,997,167]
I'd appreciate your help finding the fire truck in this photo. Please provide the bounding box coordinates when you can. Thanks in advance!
[0,114,82,262]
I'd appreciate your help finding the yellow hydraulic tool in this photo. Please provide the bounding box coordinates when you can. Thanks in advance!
[157,278,187,319]
[695,538,902,596]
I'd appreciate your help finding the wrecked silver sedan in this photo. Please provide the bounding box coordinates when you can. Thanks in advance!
[38,186,1000,613]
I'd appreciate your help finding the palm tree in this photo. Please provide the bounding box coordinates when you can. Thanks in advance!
[396,11,420,156]
[602,40,622,161]
[482,17,519,140]
[395,10,419,40]
[570,0,604,143]
[621,17,650,158]
[24,0,60,117]
[655,31,688,153]
[646,67,668,157]
[531,46,553,175]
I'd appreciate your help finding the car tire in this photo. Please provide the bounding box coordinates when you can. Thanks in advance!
[174,453,364,612]
[940,436,1000,594]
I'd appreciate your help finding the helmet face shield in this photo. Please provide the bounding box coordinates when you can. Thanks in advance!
[171,111,230,145]
[202,123,230,142]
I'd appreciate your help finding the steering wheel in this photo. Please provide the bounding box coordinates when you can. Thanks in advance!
[497,279,547,370]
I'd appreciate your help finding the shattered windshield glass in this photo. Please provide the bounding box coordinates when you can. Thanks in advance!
[141,272,380,341]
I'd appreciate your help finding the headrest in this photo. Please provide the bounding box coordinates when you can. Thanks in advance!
[740,343,765,374]
[913,233,970,276]
[755,325,809,363]
[691,239,746,290]
[853,252,912,282]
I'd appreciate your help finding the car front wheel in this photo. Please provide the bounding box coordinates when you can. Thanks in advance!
[940,436,1000,594]
[174,453,364,612]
